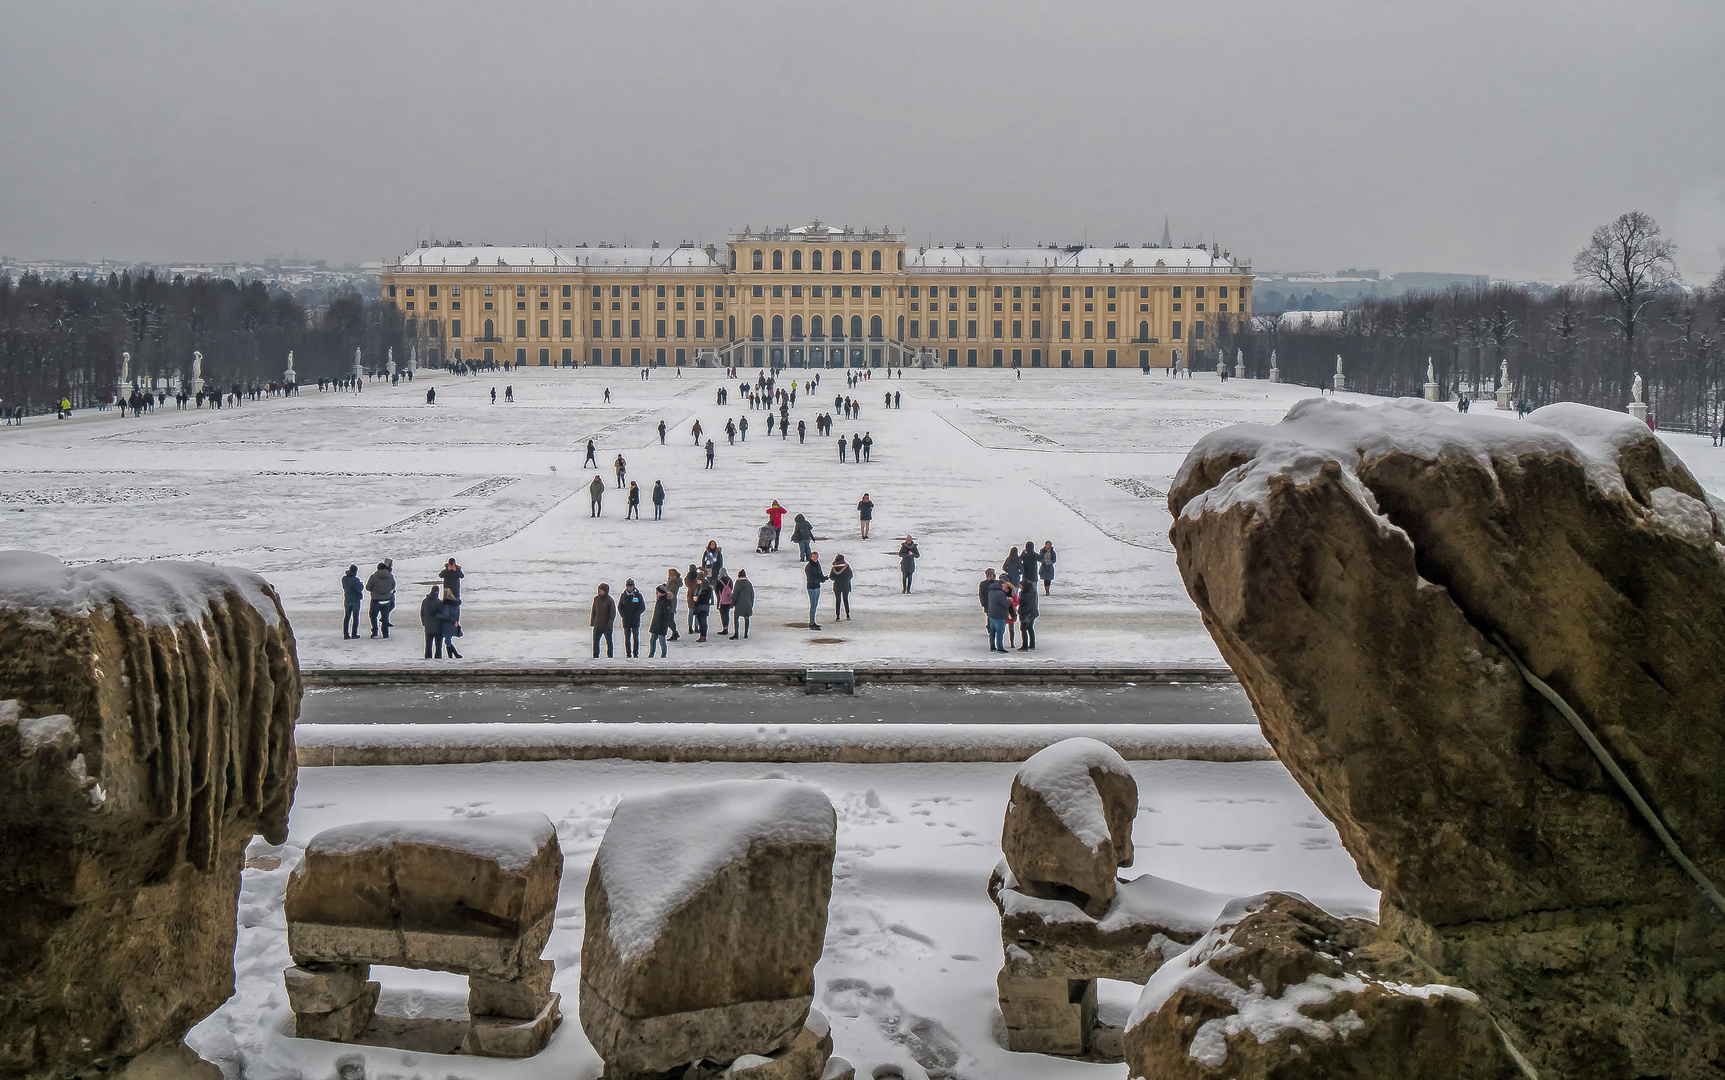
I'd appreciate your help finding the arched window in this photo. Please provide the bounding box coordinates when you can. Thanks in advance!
[831,318,843,341]
[752,250,763,270]
[791,249,802,270]
[897,251,904,270]
[751,315,764,339]
[852,250,863,271]
[811,315,823,338]
[871,250,882,271]
[1139,320,1149,341]
[870,315,882,339]
[830,251,843,272]
[851,315,864,339]
[897,315,904,339]
[812,250,823,271]
[791,315,803,339]
[771,315,784,340]
[773,249,783,270]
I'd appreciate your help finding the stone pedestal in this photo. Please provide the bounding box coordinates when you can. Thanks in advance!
[1496,386,1512,410]
[1268,368,1280,383]
[1333,373,1346,392]
[1235,362,1246,379]
[1424,382,1440,401]
[997,972,1095,1056]
[1628,401,1649,423]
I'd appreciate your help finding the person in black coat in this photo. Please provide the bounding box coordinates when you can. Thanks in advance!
[1020,540,1040,591]
[898,535,920,593]
[618,579,647,658]
[341,565,363,639]
[1039,541,1057,595]
[804,552,827,630]
[647,585,674,657]
[627,482,641,520]
[830,554,854,620]
[791,514,815,561]
[1003,546,1022,584]
[652,480,666,520]
[857,493,874,539]
[420,586,452,659]
[1016,576,1039,651]
[691,576,714,642]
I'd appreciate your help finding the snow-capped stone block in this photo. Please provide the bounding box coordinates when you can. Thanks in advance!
[1001,737,1138,918]
[1123,892,1522,1079]
[1169,398,1725,1075]
[989,861,1230,983]
[285,812,562,980]
[0,552,299,1076]
[580,778,837,1076]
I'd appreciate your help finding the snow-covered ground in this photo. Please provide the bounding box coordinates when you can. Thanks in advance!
[189,755,1377,1080]
[6,369,1720,670]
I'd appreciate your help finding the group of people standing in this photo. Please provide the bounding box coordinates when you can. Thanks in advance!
[588,545,758,658]
[978,541,1057,652]
[339,557,466,659]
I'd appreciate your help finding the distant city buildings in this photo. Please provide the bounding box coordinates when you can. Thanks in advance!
[377,221,1255,370]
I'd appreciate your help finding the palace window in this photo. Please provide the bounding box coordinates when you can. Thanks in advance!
[1084,321,1093,339]
[792,250,802,270]
[540,284,549,297]
[852,250,863,271]
[1061,286,1071,299]
[967,320,977,339]
[1219,286,1229,298]
[517,285,526,297]
[1172,320,1182,339]
[1195,286,1205,298]
[773,285,783,298]
[753,285,763,298]
[1012,320,1022,338]
[1061,321,1071,339]
[993,320,1003,337]
[773,250,783,270]
[1106,321,1116,339]
[657,320,666,338]
[1173,286,1182,298]
[753,250,763,270]
[451,285,460,297]
[563,284,571,297]
[852,286,862,298]
[871,250,881,270]
[812,250,823,271]
[631,320,640,338]
[791,285,801,298]
[516,319,527,337]
[1031,320,1041,338]
[485,285,494,297]
[871,285,881,298]
[561,319,571,337]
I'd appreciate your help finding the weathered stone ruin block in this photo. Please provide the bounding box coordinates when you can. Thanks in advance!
[1000,737,1138,919]
[1168,398,1725,1077]
[284,811,563,1057]
[1123,892,1527,1078]
[580,778,838,1078]
[0,552,299,1076]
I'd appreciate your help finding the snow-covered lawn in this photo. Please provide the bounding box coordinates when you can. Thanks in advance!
[189,755,1377,1080]
[7,369,1720,670]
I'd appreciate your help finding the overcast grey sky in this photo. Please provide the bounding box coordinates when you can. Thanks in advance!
[2,1,1722,280]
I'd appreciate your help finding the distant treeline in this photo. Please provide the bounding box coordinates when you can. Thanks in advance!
[0,271,411,412]
[1218,280,1725,433]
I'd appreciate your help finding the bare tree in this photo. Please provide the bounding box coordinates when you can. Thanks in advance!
[1572,211,1679,401]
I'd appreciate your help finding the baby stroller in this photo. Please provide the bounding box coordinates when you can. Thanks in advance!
[756,524,776,554]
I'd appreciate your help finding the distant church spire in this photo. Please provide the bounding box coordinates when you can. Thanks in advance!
[1161,216,1172,248]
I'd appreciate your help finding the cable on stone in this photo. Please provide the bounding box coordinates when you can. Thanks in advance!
[1490,631,1725,918]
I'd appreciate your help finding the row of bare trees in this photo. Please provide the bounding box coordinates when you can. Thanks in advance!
[1215,213,1725,432]
[0,271,413,413]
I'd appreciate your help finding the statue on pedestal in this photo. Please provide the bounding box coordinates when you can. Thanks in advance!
[1632,372,1644,404]
[284,351,296,384]
[191,350,203,395]
[1332,355,1346,392]
[1268,350,1280,383]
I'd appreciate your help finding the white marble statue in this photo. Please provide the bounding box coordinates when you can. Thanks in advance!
[191,350,203,394]
[1500,358,1509,388]
[1270,350,1279,371]
[1632,372,1644,404]
[1427,358,1436,384]
[285,351,296,383]
[354,347,363,379]
[119,351,131,388]
[1336,354,1344,376]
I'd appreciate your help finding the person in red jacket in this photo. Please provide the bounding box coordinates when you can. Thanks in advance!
[766,500,787,552]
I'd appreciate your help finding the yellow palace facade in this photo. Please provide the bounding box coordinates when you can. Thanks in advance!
[378,221,1252,370]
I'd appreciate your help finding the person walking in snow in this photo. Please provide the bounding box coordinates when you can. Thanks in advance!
[898,536,920,593]
[797,418,806,443]
[589,475,605,517]
[838,434,847,463]
[618,579,646,658]
[739,415,749,441]
[590,583,616,659]
[366,560,396,638]
[791,513,815,561]
[692,419,703,445]
[626,481,641,519]
[804,551,827,630]
[658,419,667,444]
[850,433,862,463]
[652,480,666,520]
[491,387,497,404]
[705,438,716,468]
[766,501,786,550]
[614,454,627,489]
[426,387,436,405]
[857,493,874,539]
[341,565,364,639]
[730,569,754,640]
[1039,540,1057,595]
[862,432,873,461]
[648,584,674,657]
[583,440,598,468]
